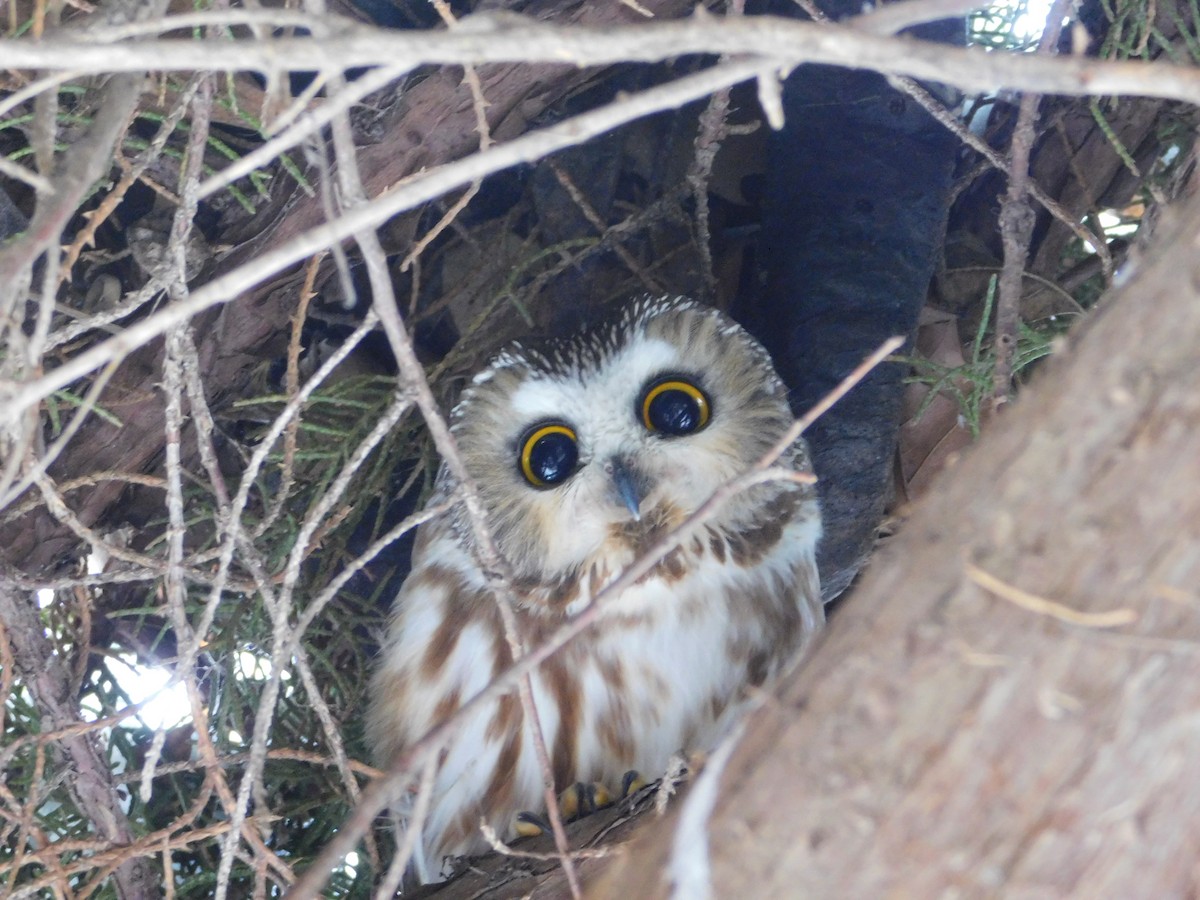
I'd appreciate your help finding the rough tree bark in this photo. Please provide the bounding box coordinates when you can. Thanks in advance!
[586,183,1200,894]
[751,59,957,600]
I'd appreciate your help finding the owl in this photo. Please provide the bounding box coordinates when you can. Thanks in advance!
[367,295,822,883]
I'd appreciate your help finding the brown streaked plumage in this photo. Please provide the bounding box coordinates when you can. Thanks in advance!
[367,295,823,882]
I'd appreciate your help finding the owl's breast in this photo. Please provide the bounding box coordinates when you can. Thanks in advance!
[545,504,822,780]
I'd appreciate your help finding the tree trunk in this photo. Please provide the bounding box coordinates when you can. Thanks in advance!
[589,195,1200,895]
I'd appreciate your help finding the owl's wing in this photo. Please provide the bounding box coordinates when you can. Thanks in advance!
[367,518,528,879]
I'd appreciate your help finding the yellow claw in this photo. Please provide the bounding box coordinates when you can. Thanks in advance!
[513,810,551,838]
[559,782,586,820]
[560,781,612,819]
[515,779,617,839]
[620,770,648,798]
[591,781,615,809]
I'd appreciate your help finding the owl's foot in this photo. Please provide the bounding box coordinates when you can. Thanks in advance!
[619,769,648,798]
[512,770,646,837]
[512,782,611,837]
[513,810,553,838]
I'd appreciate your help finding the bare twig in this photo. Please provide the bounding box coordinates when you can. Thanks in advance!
[325,29,584,876]
[849,0,988,34]
[196,63,413,201]
[0,155,53,194]
[687,0,743,296]
[667,721,744,900]
[58,74,207,286]
[393,0,491,276]
[0,72,144,285]
[888,75,1114,282]
[371,216,588,900]
[479,822,613,861]
[965,561,1138,628]
[992,0,1073,411]
[0,358,120,512]
[214,387,413,897]
[550,161,667,295]
[374,755,438,898]
[253,254,323,539]
[794,0,1113,284]
[178,306,383,697]
[3,17,1200,103]
[0,70,87,120]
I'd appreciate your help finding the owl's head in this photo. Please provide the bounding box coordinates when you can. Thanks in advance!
[446,296,804,589]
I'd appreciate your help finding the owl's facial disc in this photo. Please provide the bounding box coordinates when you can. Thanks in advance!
[452,298,805,580]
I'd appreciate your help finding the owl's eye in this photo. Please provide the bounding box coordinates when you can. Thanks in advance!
[519,423,579,488]
[640,378,711,436]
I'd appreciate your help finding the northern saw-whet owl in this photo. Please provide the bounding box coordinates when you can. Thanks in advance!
[367,295,823,882]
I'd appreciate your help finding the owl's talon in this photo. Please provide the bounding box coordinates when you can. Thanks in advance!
[515,779,617,839]
[559,782,588,821]
[513,810,551,838]
[620,769,648,799]
[560,781,612,819]
[589,780,616,811]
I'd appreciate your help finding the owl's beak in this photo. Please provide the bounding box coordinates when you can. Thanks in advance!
[607,457,645,522]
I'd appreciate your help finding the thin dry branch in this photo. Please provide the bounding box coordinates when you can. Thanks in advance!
[550,161,667,295]
[791,0,1115,283]
[213,387,414,897]
[890,75,1115,282]
[2,16,1199,103]
[0,72,144,284]
[992,0,1073,410]
[358,110,586,890]
[848,0,989,34]
[197,64,412,200]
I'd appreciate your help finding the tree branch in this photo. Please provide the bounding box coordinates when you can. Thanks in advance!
[0,581,157,899]
[2,16,1199,103]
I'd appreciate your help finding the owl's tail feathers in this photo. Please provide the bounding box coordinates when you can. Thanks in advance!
[381,804,438,887]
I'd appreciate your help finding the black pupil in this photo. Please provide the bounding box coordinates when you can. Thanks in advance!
[649,390,701,435]
[529,432,577,485]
